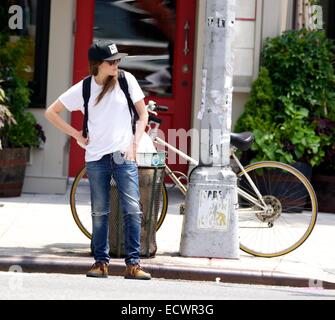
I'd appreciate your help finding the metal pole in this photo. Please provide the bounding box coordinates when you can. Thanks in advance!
[180,0,239,259]
[199,0,235,166]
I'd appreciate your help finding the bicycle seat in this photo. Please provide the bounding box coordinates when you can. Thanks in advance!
[230,132,254,151]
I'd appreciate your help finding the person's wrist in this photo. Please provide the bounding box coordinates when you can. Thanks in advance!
[73,130,82,140]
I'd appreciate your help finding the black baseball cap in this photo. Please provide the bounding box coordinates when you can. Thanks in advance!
[88,40,128,61]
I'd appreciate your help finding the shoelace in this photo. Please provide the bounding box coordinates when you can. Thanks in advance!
[129,265,143,275]
[92,262,107,270]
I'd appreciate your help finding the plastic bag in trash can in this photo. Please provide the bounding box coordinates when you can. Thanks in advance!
[137,132,157,153]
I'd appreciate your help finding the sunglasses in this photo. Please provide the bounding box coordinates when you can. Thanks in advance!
[106,59,121,66]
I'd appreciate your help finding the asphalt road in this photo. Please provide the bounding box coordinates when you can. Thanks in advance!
[1,271,335,301]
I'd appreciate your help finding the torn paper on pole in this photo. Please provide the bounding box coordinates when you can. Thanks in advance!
[197,69,207,120]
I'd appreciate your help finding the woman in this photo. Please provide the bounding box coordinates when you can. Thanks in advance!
[45,41,151,280]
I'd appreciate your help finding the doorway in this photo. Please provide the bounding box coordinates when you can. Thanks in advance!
[69,0,196,177]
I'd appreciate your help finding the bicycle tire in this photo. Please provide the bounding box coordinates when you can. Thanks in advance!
[70,166,169,239]
[70,166,91,239]
[237,161,318,258]
[156,183,168,231]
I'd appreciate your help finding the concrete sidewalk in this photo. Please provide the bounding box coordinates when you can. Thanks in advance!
[0,185,335,289]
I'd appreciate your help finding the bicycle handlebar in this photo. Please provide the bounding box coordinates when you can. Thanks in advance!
[146,100,168,126]
[148,114,162,124]
[155,105,169,112]
[147,100,169,112]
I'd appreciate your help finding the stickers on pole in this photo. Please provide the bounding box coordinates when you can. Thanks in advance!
[197,69,207,120]
[198,190,230,231]
[207,11,235,30]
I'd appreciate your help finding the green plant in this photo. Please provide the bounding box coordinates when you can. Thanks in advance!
[313,117,335,174]
[262,29,335,118]
[0,35,46,149]
[235,29,335,168]
[235,67,290,163]
[0,83,16,150]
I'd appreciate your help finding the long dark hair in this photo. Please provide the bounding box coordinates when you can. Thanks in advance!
[89,60,117,105]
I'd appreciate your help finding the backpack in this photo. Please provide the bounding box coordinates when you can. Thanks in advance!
[82,70,139,138]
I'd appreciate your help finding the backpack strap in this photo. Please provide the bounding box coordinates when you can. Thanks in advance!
[82,76,92,139]
[81,71,139,138]
[118,70,139,135]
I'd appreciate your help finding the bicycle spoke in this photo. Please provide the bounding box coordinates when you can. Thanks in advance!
[238,161,317,257]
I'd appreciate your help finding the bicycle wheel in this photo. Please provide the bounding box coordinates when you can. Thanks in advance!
[70,166,169,239]
[156,183,168,231]
[237,161,318,258]
[70,166,92,239]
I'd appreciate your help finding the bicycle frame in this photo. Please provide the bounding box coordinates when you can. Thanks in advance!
[153,137,268,212]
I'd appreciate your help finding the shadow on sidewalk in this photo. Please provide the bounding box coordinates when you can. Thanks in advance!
[0,245,180,260]
[0,244,91,258]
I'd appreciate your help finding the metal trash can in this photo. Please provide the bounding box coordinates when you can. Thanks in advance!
[109,152,165,258]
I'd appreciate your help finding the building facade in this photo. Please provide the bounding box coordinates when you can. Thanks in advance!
[15,0,327,194]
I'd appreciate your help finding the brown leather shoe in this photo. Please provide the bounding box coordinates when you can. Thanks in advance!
[124,264,151,280]
[86,261,109,278]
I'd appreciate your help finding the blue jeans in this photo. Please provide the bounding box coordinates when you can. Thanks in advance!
[86,151,142,266]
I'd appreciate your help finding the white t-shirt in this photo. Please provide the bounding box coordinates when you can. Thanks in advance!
[58,71,145,162]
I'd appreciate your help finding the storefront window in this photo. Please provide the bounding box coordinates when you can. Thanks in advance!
[0,0,50,107]
[94,0,176,97]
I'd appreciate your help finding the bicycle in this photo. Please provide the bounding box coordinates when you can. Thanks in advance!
[70,101,318,258]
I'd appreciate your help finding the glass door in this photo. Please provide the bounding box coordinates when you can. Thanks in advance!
[94,0,176,97]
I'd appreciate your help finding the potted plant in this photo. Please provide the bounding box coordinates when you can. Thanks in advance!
[237,30,334,165]
[0,80,28,197]
[0,34,46,197]
[235,28,335,212]
[262,28,335,213]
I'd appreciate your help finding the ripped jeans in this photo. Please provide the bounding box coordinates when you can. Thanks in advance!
[86,152,142,266]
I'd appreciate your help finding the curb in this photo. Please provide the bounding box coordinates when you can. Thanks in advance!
[0,256,334,289]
